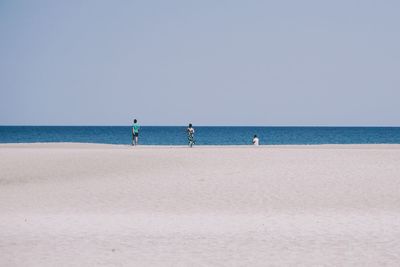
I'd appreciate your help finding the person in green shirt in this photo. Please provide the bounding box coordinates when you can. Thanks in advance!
[132,119,140,146]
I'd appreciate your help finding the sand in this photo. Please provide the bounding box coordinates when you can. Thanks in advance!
[1,143,400,266]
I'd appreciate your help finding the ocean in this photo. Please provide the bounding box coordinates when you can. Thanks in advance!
[1,126,400,145]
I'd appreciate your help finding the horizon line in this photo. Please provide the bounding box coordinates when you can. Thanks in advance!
[1,125,400,128]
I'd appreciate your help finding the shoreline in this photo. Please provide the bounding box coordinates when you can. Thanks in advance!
[1,142,400,150]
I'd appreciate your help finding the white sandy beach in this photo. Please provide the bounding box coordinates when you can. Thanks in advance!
[1,143,400,266]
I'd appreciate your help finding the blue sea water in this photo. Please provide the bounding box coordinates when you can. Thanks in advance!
[1,126,400,145]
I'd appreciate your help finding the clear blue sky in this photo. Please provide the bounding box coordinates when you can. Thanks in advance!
[1,0,399,126]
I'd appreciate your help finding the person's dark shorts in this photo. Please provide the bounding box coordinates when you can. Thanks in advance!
[133,133,139,137]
